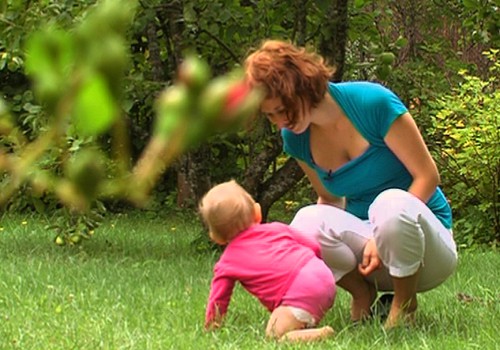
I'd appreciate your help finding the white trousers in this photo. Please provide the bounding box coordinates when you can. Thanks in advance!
[290,189,458,292]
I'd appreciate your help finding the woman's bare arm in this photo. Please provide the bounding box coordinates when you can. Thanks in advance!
[384,112,440,202]
[296,159,345,209]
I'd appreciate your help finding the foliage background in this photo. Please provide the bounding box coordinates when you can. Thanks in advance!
[0,0,498,246]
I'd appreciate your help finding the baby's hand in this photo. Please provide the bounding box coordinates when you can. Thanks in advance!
[204,318,223,331]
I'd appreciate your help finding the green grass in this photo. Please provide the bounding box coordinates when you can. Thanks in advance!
[0,211,499,349]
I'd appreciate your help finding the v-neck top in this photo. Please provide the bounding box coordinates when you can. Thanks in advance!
[282,81,452,229]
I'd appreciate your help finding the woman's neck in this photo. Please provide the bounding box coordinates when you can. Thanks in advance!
[310,93,341,131]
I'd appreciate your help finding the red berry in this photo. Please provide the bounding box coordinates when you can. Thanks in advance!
[224,82,250,113]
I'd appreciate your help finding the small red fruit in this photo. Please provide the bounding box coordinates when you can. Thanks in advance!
[224,82,250,114]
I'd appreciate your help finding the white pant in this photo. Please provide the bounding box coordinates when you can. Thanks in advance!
[290,189,458,292]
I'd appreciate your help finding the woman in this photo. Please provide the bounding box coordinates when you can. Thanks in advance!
[244,39,458,328]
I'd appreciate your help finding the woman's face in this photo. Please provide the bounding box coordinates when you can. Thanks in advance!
[261,97,309,134]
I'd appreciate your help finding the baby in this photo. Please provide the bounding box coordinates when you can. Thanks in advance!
[199,180,336,342]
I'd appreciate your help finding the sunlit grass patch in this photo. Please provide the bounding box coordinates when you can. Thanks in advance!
[0,212,498,349]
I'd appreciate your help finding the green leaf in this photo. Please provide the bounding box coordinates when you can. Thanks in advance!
[462,0,477,9]
[24,26,76,109]
[25,26,74,80]
[73,73,118,136]
[32,197,46,214]
[0,97,8,116]
[354,0,368,9]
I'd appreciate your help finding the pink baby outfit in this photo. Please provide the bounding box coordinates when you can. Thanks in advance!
[205,222,335,327]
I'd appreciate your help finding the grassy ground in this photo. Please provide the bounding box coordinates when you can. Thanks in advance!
[0,210,499,350]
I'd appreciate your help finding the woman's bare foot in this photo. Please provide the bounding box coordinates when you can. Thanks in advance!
[384,296,417,329]
[351,282,377,322]
[385,272,420,329]
[336,268,378,323]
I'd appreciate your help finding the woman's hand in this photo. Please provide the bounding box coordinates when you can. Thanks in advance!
[358,238,382,276]
[317,195,345,209]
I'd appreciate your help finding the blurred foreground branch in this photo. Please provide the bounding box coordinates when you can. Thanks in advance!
[0,0,263,216]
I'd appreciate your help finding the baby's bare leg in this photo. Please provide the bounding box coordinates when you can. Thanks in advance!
[266,306,334,343]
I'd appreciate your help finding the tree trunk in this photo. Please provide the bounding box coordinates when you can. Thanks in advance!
[318,0,349,82]
[242,124,304,222]
[146,21,165,83]
[257,158,305,221]
[159,0,211,208]
[293,0,308,45]
[242,0,350,221]
[391,0,423,61]
[175,146,212,208]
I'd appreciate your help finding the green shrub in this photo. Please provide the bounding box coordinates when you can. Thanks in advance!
[429,49,499,247]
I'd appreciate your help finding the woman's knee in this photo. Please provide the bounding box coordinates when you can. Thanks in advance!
[292,204,326,222]
[369,189,421,237]
[320,245,357,278]
[369,189,415,218]
[369,190,425,271]
[290,205,325,238]
[372,211,424,256]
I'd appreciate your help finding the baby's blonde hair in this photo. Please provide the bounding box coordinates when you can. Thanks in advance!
[199,180,256,242]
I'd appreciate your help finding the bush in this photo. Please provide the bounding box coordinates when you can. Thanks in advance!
[429,49,499,247]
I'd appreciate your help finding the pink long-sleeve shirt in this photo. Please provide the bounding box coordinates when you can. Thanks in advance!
[205,222,321,327]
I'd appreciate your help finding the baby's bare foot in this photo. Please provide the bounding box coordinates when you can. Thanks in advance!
[279,326,335,343]
[319,326,335,338]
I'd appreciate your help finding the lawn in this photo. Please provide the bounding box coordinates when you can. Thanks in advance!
[0,210,498,349]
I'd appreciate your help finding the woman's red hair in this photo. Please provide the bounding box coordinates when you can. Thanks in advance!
[244,40,335,127]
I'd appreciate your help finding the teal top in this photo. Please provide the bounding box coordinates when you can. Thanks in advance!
[282,81,452,229]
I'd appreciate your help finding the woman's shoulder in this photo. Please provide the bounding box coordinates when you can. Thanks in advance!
[329,81,395,99]
[329,81,408,142]
[281,127,308,142]
[281,128,310,162]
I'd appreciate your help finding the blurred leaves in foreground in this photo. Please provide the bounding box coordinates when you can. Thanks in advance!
[0,0,262,212]
[0,0,263,244]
